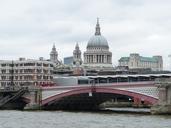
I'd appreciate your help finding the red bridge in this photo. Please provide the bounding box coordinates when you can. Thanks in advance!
[22,74,171,113]
[28,74,171,110]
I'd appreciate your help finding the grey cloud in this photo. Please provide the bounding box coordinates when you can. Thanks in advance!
[0,0,171,69]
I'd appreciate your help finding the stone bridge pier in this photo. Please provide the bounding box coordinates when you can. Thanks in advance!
[23,86,42,110]
[151,78,171,114]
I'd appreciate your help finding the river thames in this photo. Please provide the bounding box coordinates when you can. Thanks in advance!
[0,110,171,128]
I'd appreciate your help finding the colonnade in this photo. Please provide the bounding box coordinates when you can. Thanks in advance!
[84,54,112,64]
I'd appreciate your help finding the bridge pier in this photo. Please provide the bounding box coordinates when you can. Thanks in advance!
[24,87,42,110]
[151,78,171,114]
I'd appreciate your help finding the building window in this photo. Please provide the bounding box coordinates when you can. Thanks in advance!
[1,70,6,73]
[1,64,6,67]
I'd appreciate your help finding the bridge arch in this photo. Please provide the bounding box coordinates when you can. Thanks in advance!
[42,87,158,109]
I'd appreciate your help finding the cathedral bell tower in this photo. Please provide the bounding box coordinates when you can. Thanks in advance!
[73,43,82,67]
[50,44,59,64]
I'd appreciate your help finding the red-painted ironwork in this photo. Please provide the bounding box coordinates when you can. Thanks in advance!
[41,86,158,106]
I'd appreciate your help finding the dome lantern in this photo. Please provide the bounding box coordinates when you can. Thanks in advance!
[95,18,101,35]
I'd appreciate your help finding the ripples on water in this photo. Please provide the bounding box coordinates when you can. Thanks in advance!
[0,110,171,128]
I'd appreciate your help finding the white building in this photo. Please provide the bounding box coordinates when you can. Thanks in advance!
[83,19,113,70]
[0,58,54,87]
[119,53,163,71]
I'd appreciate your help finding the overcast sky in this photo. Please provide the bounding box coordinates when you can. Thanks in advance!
[0,0,171,70]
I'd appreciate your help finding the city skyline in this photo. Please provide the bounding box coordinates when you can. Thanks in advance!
[0,0,171,69]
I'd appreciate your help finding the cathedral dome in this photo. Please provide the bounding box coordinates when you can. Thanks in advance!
[83,19,113,69]
[87,35,109,48]
[86,18,109,49]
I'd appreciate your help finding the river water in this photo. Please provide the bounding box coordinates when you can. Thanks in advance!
[0,110,171,128]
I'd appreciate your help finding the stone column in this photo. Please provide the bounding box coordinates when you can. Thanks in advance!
[90,55,91,63]
[107,55,109,63]
[96,55,98,63]
[104,55,107,63]
[99,55,101,63]
[91,55,93,63]
[102,55,104,63]
[97,55,99,63]
[93,55,96,63]
[89,55,91,63]
[100,55,101,63]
